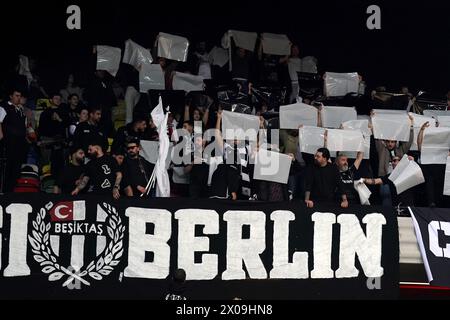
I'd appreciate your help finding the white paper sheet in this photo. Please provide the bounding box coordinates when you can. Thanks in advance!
[253,149,292,184]
[423,110,449,118]
[409,113,436,128]
[444,157,450,196]
[139,64,165,93]
[222,111,260,142]
[320,106,357,129]
[341,119,371,137]
[421,127,450,165]
[388,155,425,195]
[96,45,121,77]
[326,129,365,152]
[345,135,371,160]
[279,103,318,129]
[208,46,229,67]
[437,116,450,128]
[224,30,258,52]
[172,72,205,92]
[372,113,411,142]
[300,56,318,74]
[123,39,153,71]
[409,114,437,151]
[354,179,371,205]
[324,72,359,97]
[157,32,189,62]
[299,126,326,155]
[261,33,291,56]
[373,109,407,115]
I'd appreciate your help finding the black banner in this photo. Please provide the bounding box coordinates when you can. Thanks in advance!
[410,207,450,287]
[0,194,399,299]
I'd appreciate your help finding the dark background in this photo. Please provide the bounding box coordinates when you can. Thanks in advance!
[0,0,448,95]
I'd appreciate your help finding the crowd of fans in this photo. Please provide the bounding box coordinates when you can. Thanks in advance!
[0,37,449,209]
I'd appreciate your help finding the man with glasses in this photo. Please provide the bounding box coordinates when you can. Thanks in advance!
[122,137,155,198]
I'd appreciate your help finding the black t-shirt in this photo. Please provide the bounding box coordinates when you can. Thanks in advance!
[305,163,344,202]
[121,156,154,197]
[56,163,84,194]
[85,155,119,195]
[73,122,108,153]
[339,165,359,202]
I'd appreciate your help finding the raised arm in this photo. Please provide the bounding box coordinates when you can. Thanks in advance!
[353,151,364,171]
[417,121,430,152]
[215,110,224,151]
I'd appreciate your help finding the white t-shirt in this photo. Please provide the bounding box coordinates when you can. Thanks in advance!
[288,57,302,82]
[0,106,6,123]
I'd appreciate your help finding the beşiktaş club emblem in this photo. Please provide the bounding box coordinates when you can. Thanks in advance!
[28,201,125,289]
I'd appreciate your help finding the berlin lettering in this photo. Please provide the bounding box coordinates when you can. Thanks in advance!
[0,203,386,281]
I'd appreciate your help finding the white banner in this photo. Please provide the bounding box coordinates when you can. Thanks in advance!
[96,45,121,77]
[123,39,153,71]
[444,157,450,196]
[299,126,326,155]
[222,111,260,142]
[321,106,357,129]
[437,116,450,128]
[208,46,229,67]
[324,72,359,97]
[421,127,450,165]
[253,149,292,184]
[261,33,291,56]
[326,129,365,152]
[157,32,189,62]
[172,72,205,92]
[372,114,411,142]
[279,103,318,129]
[139,64,165,93]
[388,155,425,195]
[341,120,371,137]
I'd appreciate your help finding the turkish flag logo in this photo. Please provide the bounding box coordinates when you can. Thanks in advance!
[50,202,74,222]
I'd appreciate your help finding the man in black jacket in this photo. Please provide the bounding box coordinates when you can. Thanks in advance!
[1,88,29,192]
[111,116,148,156]
[73,106,108,154]
[305,148,348,208]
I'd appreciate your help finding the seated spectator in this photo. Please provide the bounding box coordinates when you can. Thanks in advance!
[54,146,85,194]
[304,148,348,208]
[122,138,155,198]
[71,138,122,199]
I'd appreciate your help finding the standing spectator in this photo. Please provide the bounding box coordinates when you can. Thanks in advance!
[335,152,364,205]
[304,148,348,208]
[373,115,414,206]
[122,138,155,198]
[86,70,117,137]
[280,129,306,200]
[63,93,82,127]
[54,146,85,195]
[360,155,416,207]
[73,106,108,154]
[1,88,29,192]
[280,44,302,103]
[38,92,69,177]
[417,121,449,207]
[71,138,122,199]
[185,136,210,198]
[111,116,148,156]
[193,41,212,80]
[60,74,84,104]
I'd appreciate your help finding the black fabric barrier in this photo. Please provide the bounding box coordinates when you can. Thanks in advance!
[0,194,399,299]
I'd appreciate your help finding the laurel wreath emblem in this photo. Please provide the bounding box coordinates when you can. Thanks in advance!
[28,202,125,288]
